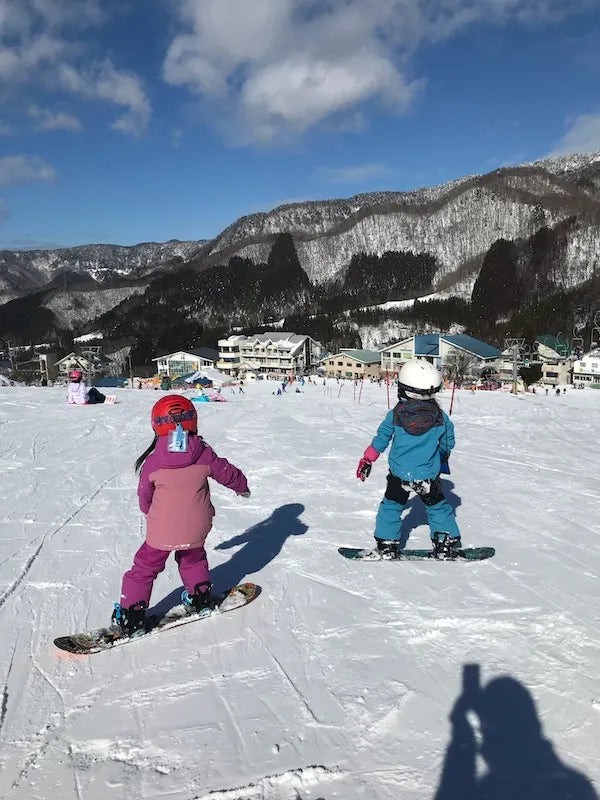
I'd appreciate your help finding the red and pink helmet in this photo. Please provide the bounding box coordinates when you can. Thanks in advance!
[69,370,83,381]
[151,394,197,437]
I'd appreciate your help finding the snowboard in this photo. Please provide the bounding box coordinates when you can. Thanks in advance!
[338,546,495,562]
[54,582,259,655]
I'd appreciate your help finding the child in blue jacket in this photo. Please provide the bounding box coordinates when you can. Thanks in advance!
[357,360,461,559]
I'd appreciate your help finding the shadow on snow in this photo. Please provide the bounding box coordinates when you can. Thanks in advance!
[434,664,597,800]
[148,503,307,615]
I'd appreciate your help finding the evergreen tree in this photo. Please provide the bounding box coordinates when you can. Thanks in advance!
[267,233,309,288]
[471,239,520,327]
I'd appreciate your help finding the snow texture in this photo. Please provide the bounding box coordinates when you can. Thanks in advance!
[0,381,598,800]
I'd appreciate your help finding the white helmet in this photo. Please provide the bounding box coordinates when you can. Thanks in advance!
[398,360,442,399]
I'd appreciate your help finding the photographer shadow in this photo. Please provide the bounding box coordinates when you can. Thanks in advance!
[434,664,597,800]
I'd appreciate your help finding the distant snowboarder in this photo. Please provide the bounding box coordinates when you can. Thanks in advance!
[66,369,106,405]
[356,361,460,559]
[112,395,250,637]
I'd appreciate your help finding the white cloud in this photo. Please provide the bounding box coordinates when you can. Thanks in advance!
[0,1,150,135]
[163,0,595,143]
[28,105,82,131]
[317,162,394,184]
[58,61,150,137]
[0,155,56,186]
[550,113,600,155]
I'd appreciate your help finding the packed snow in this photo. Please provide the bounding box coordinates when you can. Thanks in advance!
[0,381,599,800]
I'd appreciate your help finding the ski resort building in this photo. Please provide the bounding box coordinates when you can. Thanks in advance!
[535,335,572,386]
[153,348,218,378]
[216,333,323,376]
[572,349,600,387]
[55,349,112,379]
[321,349,381,379]
[379,334,501,376]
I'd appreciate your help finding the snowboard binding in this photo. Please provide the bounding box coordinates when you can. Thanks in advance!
[431,533,462,560]
[182,581,216,614]
[375,538,399,559]
[111,600,147,637]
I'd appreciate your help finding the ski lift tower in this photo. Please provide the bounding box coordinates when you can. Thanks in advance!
[591,311,600,351]
[503,337,526,394]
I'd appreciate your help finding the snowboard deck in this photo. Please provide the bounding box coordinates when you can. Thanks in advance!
[338,546,495,562]
[54,582,259,655]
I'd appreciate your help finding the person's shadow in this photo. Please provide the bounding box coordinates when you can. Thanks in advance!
[211,503,307,591]
[398,479,462,549]
[434,664,597,800]
[148,503,307,616]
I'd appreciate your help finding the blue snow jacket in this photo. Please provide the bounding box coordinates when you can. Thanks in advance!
[370,398,455,482]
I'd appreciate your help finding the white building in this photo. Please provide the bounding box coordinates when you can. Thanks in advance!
[217,332,323,376]
[572,349,600,387]
[535,335,572,386]
[379,334,501,376]
[153,348,218,378]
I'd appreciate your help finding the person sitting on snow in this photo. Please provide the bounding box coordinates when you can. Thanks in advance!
[66,370,106,405]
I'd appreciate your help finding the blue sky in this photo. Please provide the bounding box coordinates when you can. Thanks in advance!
[1,0,599,249]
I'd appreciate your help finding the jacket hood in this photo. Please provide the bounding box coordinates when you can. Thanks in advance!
[150,433,206,469]
[393,398,443,436]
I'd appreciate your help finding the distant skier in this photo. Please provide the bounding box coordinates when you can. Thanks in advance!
[356,361,460,559]
[66,369,106,405]
[112,395,250,636]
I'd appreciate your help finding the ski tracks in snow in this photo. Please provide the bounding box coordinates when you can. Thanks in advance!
[1,386,600,799]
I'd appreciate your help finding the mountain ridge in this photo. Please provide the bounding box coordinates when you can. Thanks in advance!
[2,152,600,351]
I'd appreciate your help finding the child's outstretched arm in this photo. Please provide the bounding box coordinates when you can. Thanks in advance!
[204,445,249,495]
[356,410,394,481]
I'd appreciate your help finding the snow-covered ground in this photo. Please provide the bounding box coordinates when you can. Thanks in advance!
[0,381,598,800]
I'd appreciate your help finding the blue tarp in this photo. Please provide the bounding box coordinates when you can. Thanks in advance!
[92,377,127,388]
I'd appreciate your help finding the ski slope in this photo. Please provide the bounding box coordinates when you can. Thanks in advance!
[0,381,598,800]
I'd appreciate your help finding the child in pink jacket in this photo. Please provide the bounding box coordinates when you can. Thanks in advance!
[113,394,250,636]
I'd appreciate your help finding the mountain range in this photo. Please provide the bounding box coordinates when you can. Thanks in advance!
[1,152,600,358]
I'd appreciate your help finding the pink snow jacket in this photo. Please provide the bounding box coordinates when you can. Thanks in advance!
[67,381,88,404]
[137,434,249,551]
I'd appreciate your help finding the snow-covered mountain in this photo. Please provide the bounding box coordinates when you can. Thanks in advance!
[2,153,600,339]
[203,154,600,290]
[0,239,206,305]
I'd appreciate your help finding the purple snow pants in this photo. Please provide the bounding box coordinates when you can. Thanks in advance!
[120,541,210,607]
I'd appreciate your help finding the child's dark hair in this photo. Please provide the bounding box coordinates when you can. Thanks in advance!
[135,434,158,474]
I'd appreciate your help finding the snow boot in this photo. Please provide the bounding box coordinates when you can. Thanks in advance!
[375,538,399,559]
[431,533,462,560]
[112,600,147,637]
[182,581,215,614]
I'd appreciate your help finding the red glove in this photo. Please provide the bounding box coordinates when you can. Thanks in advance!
[356,446,380,481]
[356,458,372,481]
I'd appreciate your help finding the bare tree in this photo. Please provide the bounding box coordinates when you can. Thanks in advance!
[443,350,478,386]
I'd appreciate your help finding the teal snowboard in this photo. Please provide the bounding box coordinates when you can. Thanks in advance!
[54,583,260,655]
[338,546,495,562]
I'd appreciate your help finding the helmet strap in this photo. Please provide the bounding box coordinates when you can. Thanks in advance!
[167,423,188,453]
